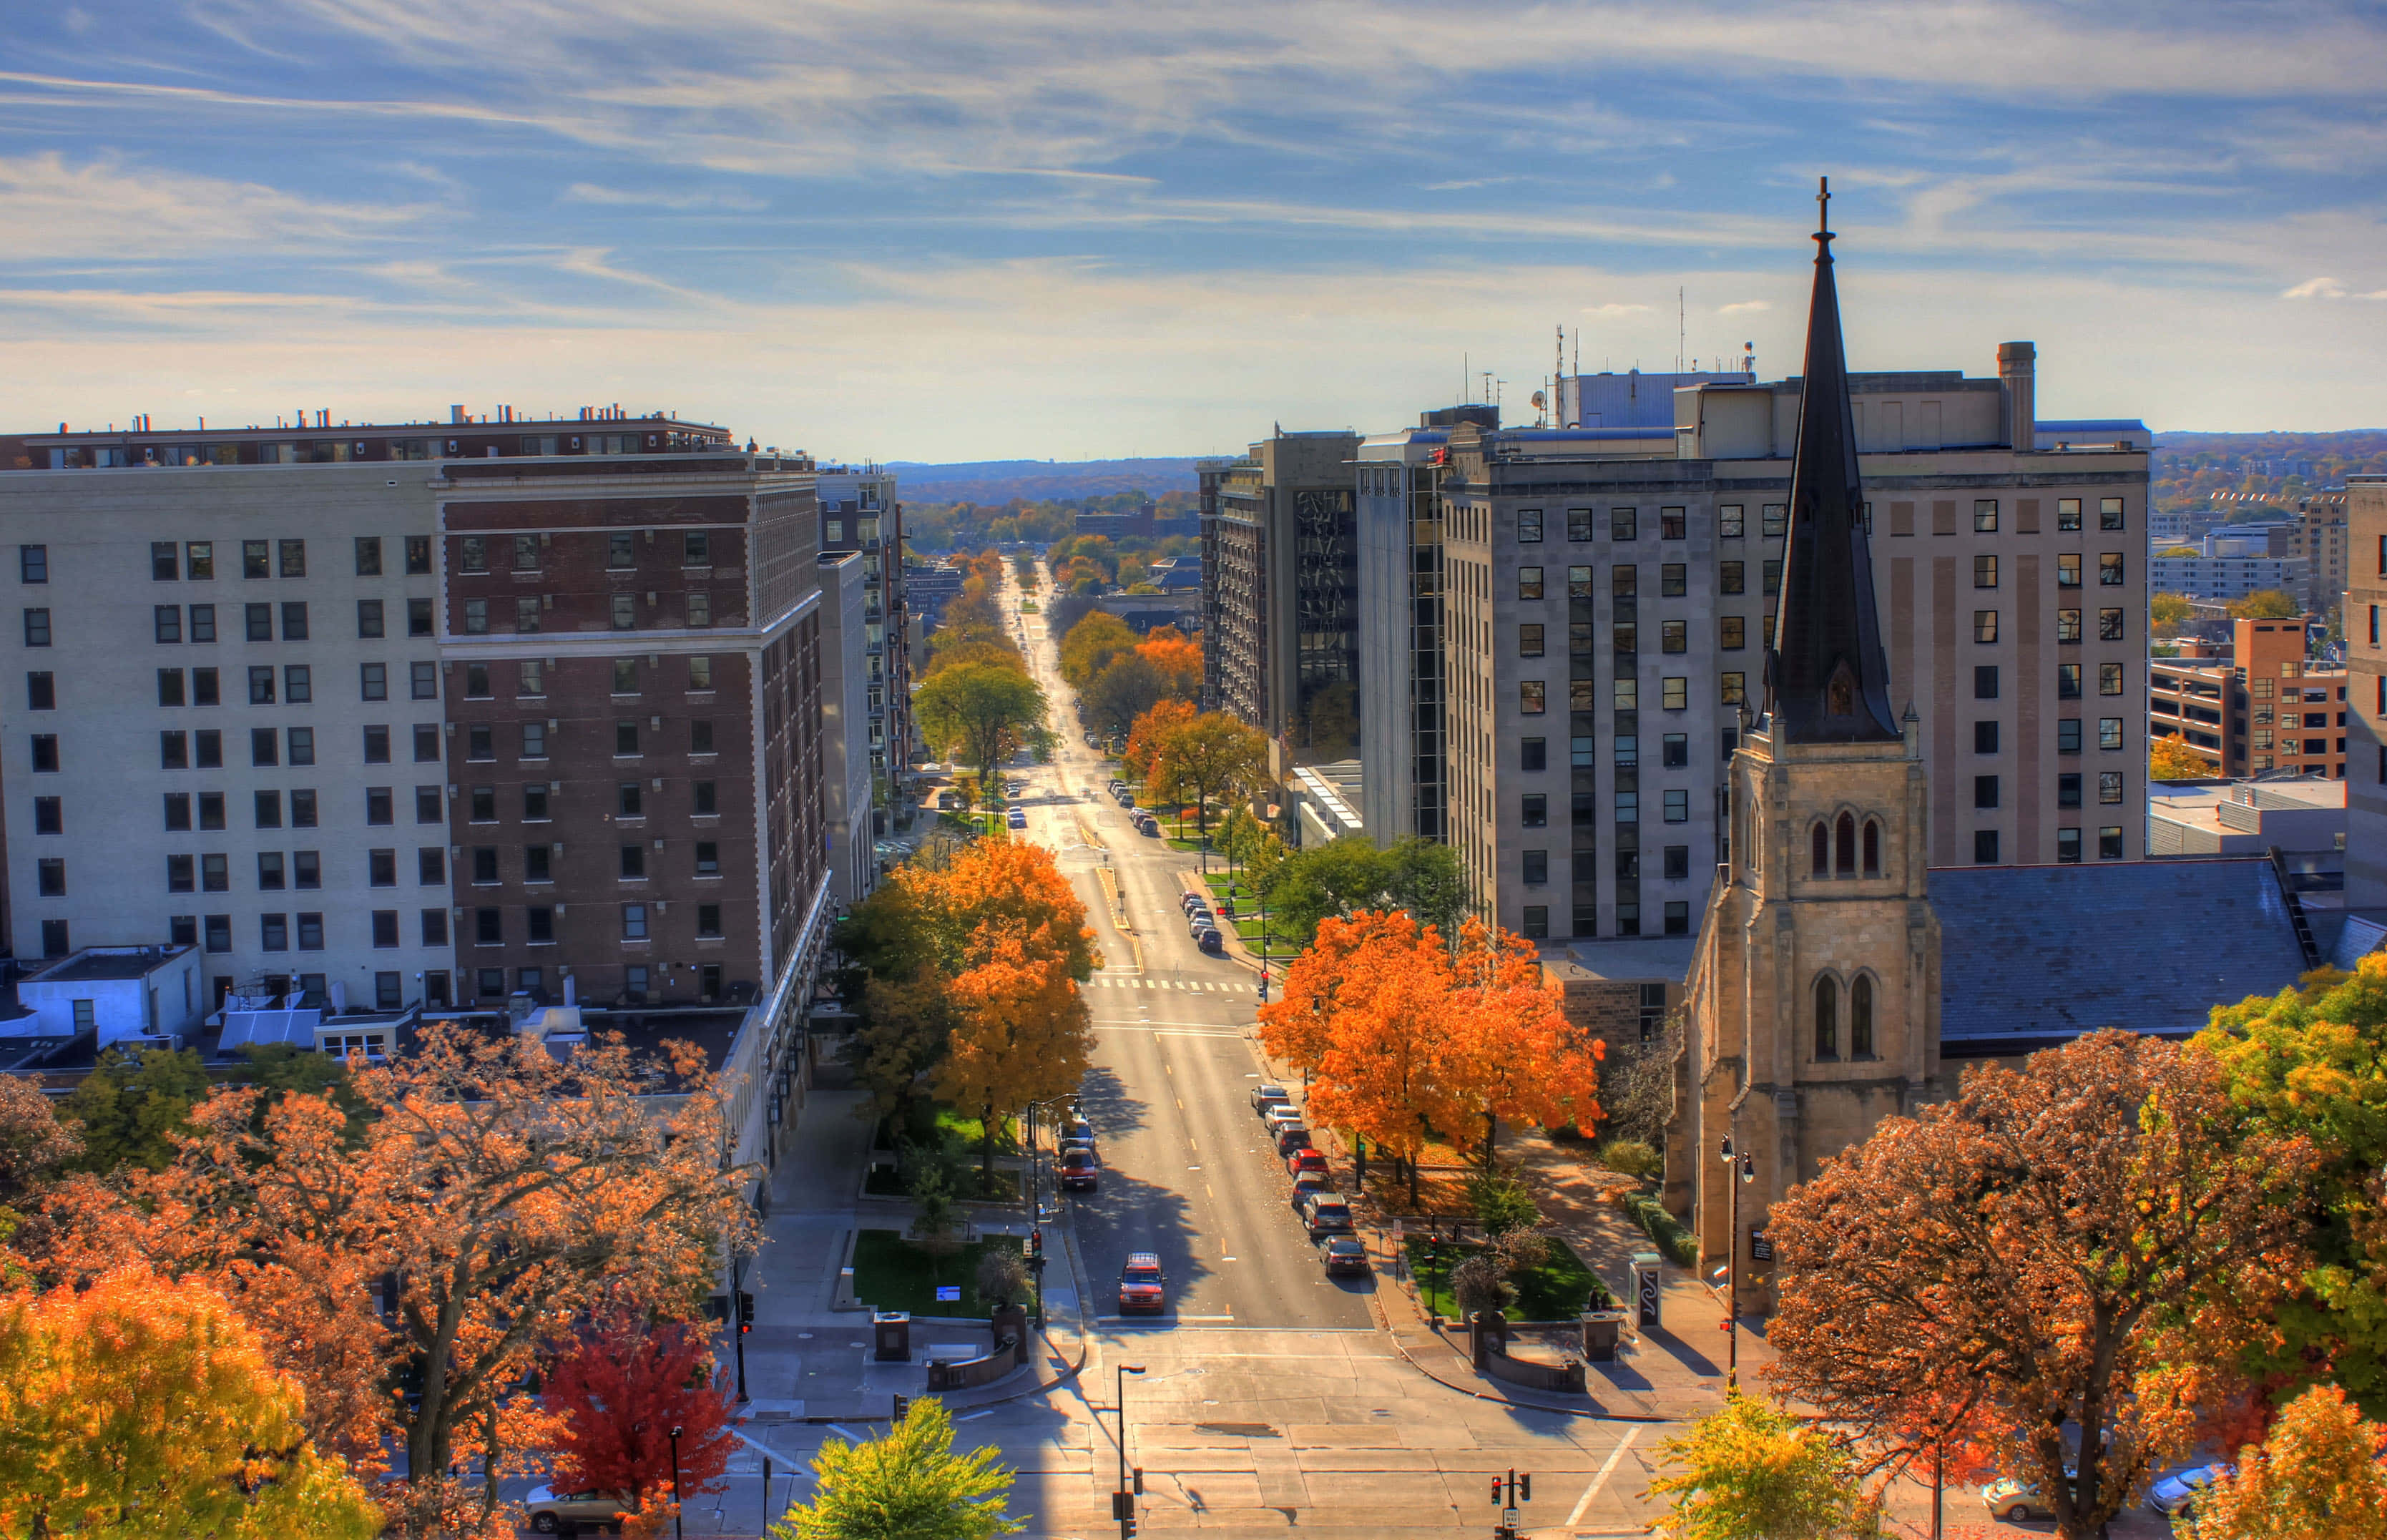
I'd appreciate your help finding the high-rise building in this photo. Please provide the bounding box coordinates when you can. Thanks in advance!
[0,414,844,1032]
[1367,338,2151,943]
[815,465,908,816]
[2349,476,2387,907]
[1200,431,1363,770]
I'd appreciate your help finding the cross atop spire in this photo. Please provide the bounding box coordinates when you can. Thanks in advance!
[1765,176,1903,745]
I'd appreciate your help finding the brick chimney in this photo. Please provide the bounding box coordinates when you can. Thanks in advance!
[1999,341,2036,450]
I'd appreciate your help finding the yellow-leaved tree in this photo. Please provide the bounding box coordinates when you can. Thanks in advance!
[2150,733,2209,780]
[2195,1383,2387,1540]
[0,1265,382,1539]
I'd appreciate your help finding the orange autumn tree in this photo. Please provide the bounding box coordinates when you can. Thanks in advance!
[36,1025,755,1539]
[1439,918,1603,1163]
[1134,627,1202,698]
[908,838,1099,1183]
[1123,697,1197,785]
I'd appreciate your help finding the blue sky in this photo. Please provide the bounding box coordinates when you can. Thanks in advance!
[4,1,2383,462]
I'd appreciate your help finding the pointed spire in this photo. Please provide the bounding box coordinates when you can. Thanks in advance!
[1765,176,1902,745]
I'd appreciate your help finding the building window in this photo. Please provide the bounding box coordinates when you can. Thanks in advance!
[1522,793,1547,828]
[1567,508,1593,542]
[1661,563,1686,597]
[34,857,64,896]
[2099,770,2124,805]
[2099,825,2124,860]
[1519,624,1544,657]
[185,604,215,644]
[1974,775,1999,809]
[1974,829,2001,863]
[1850,976,1874,1057]
[408,598,433,637]
[622,903,649,941]
[1517,507,1544,543]
[2058,554,2081,588]
[1720,504,1745,538]
[356,599,386,639]
[260,913,289,952]
[516,596,541,634]
[366,788,394,825]
[2098,608,2124,642]
[2058,498,2082,531]
[1661,507,1687,541]
[1762,559,1782,596]
[2055,826,2082,863]
[2099,662,2124,696]
[2058,718,2082,754]
[248,665,276,705]
[2100,497,2125,531]
[1517,567,1542,600]
[419,848,446,885]
[466,724,493,762]
[2057,664,2082,700]
[28,672,54,710]
[22,608,51,647]
[463,599,487,634]
[1815,975,1838,1058]
[1521,737,1547,773]
[421,909,449,947]
[1973,499,1998,532]
[1833,812,1856,873]
[1973,610,1999,644]
[476,908,502,945]
[1662,677,1687,710]
[464,786,490,821]
[459,536,486,574]
[1862,818,1881,876]
[1661,620,1686,654]
[1573,565,1598,599]
[1609,508,1636,541]
[361,663,388,702]
[1721,672,1745,706]
[612,594,637,629]
[2099,717,2124,750]
[1519,681,1546,715]
[2099,552,2124,586]
[1615,790,1638,823]
[620,845,647,880]
[1974,555,1999,589]
[1761,504,1788,538]
[1521,906,1549,939]
[411,662,437,701]
[1720,561,1745,596]
[2059,772,2082,808]
[697,903,722,939]
[687,592,712,627]
[1522,850,1548,885]
[30,735,59,773]
[250,727,279,767]
[527,907,555,944]
[167,855,195,893]
[278,539,305,578]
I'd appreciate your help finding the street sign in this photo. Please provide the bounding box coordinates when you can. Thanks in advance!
[1749,1230,1774,1262]
[936,1285,961,1303]
[1502,1507,1521,1529]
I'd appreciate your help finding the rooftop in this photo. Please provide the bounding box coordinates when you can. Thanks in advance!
[24,945,194,985]
[1932,858,2308,1051]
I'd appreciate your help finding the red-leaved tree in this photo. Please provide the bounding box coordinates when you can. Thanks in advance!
[544,1310,737,1506]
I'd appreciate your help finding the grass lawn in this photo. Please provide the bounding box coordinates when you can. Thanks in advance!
[863,1164,1020,1200]
[1406,1235,1612,1320]
[851,1230,1038,1318]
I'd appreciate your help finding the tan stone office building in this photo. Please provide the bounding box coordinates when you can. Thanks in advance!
[2350,476,2387,907]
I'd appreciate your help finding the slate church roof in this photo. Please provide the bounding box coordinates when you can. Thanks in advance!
[1931,858,2310,1056]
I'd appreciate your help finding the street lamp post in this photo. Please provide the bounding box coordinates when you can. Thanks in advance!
[1114,1363,1146,1539]
[731,1252,748,1403]
[667,1425,685,1540]
[1719,1134,1755,1393]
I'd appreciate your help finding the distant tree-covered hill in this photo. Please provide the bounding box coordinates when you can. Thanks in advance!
[2155,430,2387,515]
[887,456,1203,506]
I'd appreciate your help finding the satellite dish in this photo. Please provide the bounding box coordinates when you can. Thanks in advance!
[1531,390,1547,409]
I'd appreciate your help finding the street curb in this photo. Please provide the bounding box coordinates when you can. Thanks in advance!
[1368,1280,1676,1425]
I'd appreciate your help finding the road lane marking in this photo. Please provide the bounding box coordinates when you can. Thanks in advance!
[1565,1427,1642,1526]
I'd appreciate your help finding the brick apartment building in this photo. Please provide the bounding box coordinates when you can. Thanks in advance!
[0,411,847,1022]
[2350,476,2387,906]
[2150,614,2347,780]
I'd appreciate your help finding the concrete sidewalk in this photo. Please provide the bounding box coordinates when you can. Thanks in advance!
[725,1083,1092,1428]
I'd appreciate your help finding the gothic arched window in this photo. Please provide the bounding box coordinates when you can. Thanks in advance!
[1811,822,1829,877]
[1815,974,1838,1058]
[1863,818,1882,876]
[1835,813,1856,876]
[1852,975,1875,1059]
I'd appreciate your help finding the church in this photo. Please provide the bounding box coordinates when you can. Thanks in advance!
[1666,184,2320,1308]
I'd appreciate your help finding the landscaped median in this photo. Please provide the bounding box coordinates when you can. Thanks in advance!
[849,1230,1042,1320]
[1404,1234,1612,1323]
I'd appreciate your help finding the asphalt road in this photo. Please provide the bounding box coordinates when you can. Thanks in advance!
[1005,577,1371,1333]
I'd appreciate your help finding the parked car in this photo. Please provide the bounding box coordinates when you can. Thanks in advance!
[935,790,961,810]
[1117,792,1135,808]
[1288,1147,1328,1177]
[1006,810,1027,829]
[1059,1149,1098,1191]
[2147,1464,2231,1518]
[1250,1084,1291,1114]
[1137,815,1160,836]
[1983,1473,2074,1524]
[1275,1124,1313,1155]
[1263,1104,1303,1134]
[1187,913,1216,939]
[1197,928,1225,953]
[1117,1252,1166,1313]
[1301,1192,1355,1237]
[1290,1169,1328,1202]
[524,1488,633,1534]
[1320,1237,1371,1276]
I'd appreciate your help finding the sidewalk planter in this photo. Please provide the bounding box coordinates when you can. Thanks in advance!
[925,1333,1021,1391]
[1469,1309,1589,1394]
[873,1310,911,1363]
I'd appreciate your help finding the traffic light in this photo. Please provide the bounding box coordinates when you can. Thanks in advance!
[737,1290,755,1335]
[1133,1468,1145,1495]
[1491,1478,1502,1506]
[891,1394,909,1423]
[1519,1473,1531,1501]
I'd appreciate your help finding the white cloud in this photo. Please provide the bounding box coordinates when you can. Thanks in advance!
[1583,303,1654,315]
[0,152,423,261]
[1719,300,1770,315]
[2283,277,2347,299]
[562,182,768,212]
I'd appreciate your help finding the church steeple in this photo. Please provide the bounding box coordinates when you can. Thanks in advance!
[1765,177,1902,745]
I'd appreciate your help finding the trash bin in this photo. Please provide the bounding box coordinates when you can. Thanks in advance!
[1582,1310,1625,1363]
[873,1310,911,1362]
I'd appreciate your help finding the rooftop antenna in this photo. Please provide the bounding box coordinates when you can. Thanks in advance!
[1677,286,1686,375]
[1462,352,1469,406]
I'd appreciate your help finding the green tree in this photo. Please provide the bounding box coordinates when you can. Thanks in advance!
[2194,1383,2387,1540]
[847,970,957,1133]
[1264,834,1461,948]
[2197,956,2387,1414]
[773,1398,1025,1540]
[2150,592,2195,631]
[1383,836,1466,938]
[1057,610,1137,690]
[1646,1393,1871,1540]
[1078,650,1171,738]
[1147,712,1269,843]
[914,661,1045,789]
[60,1044,210,1174]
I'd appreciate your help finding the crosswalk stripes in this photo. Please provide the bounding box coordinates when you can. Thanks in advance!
[1085,976,1253,992]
